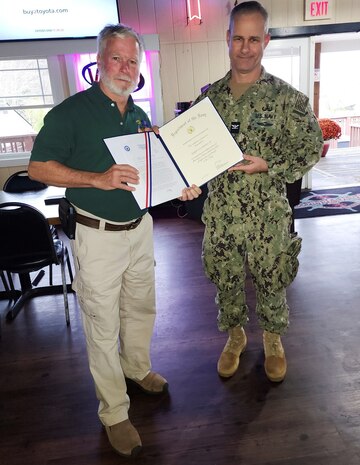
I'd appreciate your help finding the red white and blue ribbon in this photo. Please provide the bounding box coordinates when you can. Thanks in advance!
[143,131,153,208]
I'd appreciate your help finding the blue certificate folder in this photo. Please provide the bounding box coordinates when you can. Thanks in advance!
[104,97,243,209]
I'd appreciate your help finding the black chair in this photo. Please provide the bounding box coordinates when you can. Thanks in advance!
[0,271,12,338]
[3,170,59,285]
[1,271,10,291]
[3,170,48,193]
[0,202,74,325]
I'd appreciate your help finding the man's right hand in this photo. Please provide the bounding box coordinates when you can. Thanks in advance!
[28,160,140,191]
[95,164,140,191]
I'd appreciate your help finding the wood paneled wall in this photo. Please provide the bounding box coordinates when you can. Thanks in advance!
[118,0,360,123]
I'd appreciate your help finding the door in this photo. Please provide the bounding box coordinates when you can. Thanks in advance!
[263,37,315,188]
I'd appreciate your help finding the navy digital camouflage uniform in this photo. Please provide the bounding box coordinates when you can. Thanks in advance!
[195,67,323,334]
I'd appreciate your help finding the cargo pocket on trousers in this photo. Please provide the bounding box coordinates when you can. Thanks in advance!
[277,235,302,288]
[74,280,98,319]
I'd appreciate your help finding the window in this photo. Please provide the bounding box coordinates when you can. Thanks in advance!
[0,58,54,154]
[263,48,300,91]
[0,45,162,159]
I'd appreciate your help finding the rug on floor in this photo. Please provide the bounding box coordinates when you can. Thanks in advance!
[294,186,360,218]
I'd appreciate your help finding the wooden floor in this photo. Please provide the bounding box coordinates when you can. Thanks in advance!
[1,210,360,465]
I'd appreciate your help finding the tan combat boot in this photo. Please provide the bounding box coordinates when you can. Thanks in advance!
[217,326,247,378]
[263,330,287,382]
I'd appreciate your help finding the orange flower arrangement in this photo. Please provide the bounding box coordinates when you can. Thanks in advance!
[318,118,342,141]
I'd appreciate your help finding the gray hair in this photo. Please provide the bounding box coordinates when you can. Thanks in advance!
[229,1,269,34]
[97,24,145,61]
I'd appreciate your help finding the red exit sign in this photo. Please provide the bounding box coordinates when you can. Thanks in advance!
[304,0,333,20]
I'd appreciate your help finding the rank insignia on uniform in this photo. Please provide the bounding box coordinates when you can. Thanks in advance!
[230,122,240,133]
[294,94,308,116]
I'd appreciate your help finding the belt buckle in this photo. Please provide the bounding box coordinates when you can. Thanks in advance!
[128,218,140,230]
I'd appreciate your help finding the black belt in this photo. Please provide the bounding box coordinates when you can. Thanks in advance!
[76,213,142,231]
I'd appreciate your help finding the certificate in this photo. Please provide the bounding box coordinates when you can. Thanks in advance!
[104,97,243,209]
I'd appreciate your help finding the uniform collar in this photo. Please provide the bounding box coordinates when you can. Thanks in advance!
[226,66,270,86]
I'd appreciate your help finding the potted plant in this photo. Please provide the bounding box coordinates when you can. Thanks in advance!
[318,118,342,157]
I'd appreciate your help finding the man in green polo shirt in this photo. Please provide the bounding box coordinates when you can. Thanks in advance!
[29,24,200,458]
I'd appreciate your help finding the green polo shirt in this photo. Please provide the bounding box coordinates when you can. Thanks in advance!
[30,82,150,222]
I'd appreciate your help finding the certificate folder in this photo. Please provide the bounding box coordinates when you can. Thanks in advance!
[104,97,243,209]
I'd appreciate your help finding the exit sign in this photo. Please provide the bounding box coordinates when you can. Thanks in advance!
[304,0,333,20]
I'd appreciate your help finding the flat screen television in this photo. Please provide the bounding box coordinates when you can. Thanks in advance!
[0,0,120,42]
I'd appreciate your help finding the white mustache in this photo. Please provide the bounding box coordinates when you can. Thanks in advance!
[115,75,132,82]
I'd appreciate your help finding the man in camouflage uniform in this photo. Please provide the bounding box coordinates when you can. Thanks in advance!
[194,1,323,382]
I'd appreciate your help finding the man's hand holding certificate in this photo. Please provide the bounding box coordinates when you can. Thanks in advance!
[104,97,243,209]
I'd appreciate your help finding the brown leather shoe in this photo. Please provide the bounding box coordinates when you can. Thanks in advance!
[263,330,287,382]
[105,419,142,457]
[126,371,169,395]
[217,326,247,378]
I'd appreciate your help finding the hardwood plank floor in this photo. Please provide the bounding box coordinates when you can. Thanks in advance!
[1,212,360,465]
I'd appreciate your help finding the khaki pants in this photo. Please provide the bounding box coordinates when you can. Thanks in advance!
[71,212,156,426]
